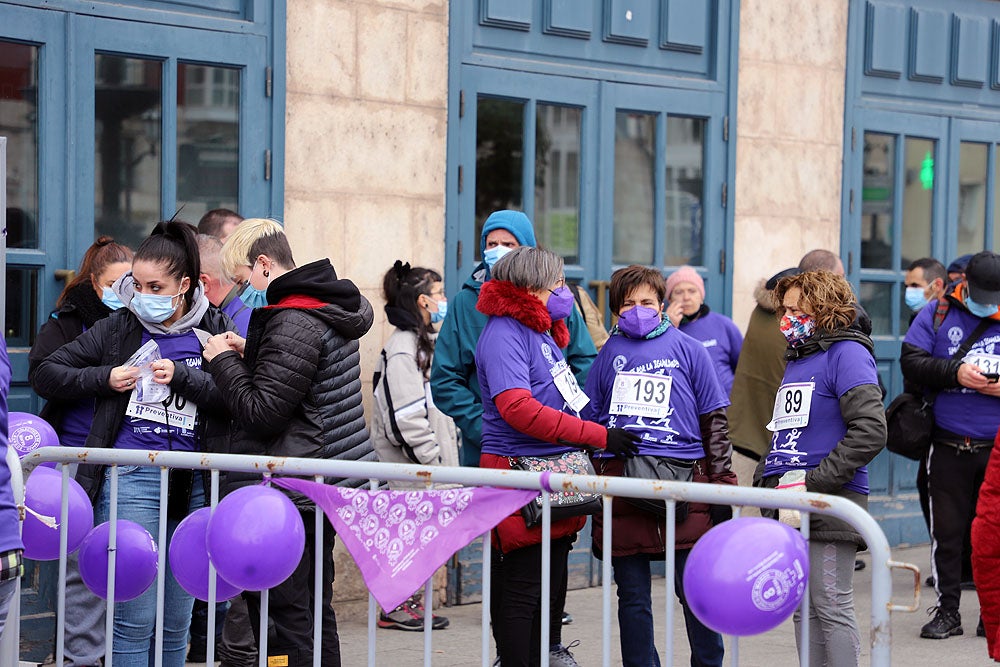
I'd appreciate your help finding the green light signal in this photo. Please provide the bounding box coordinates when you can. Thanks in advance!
[920,152,934,190]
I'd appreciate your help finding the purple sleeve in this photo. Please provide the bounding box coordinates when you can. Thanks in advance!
[726,319,743,371]
[831,341,880,398]
[476,319,533,399]
[902,300,937,352]
[690,341,729,413]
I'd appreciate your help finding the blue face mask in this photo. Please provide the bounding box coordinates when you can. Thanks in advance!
[904,286,929,312]
[240,283,269,310]
[483,246,513,271]
[131,290,182,323]
[430,299,447,324]
[966,294,999,318]
[101,286,125,311]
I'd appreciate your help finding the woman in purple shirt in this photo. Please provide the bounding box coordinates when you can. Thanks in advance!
[759,271,886,667]
[33,221,235,667]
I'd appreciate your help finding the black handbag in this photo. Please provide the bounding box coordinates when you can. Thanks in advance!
[622,455,694,520]
[885,392,934,461]
[511,450,602,528]
[887,313,993,460]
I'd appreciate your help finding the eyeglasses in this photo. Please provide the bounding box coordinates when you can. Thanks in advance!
[428,289,445,297]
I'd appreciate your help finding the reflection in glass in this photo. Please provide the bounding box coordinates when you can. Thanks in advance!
[859,281,893,336]
[956,142,988,257]
[177,64,240,222]
[613,112,655,265]
[901,138,934,268]
[535,104,581,264]
[0,42,39,249]
[94,54,162,250]
[665,116,705,266]
[5,267,39,345]
[475,96,524,258]
[861,133,894,270]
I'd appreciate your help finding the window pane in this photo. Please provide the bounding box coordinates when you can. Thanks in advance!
[5,267,39,346]
[861,133,894,270]
[665,116,705,266]
[901,138,934,266]
[535,104,581,264]
[475,96,524,258]
[859,281,892,336]
[956,142,988,257]
[0,42,39,249]
[95,54,162,249]
[177,64,240,221]
[613,111,656,265]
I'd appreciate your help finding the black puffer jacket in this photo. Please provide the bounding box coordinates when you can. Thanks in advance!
[208,259,375,499]
[756,327,886,549]
[29,283,114,431]
[31,307,236,503]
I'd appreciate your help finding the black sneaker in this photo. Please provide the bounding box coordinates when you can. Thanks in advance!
[561,611,573,625]
[920,607,963,639]
[978,616,986,638]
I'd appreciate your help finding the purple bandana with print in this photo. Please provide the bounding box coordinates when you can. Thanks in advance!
[273,478,537,611]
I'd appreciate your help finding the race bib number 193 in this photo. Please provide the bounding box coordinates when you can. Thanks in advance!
[610,372,671,419]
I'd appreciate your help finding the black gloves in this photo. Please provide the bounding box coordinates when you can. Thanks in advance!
[709,504,733,525]
[606,428,641,458]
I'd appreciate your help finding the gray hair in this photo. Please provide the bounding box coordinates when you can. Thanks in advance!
[492,246,564,291]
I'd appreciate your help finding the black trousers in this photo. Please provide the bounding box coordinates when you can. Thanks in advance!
[918,456,974,583]
[491,536,572,667]
[244,512,340,667]
[927,442,991,611]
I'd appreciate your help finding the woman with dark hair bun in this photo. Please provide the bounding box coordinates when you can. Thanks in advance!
[33,220,236,667]
[371,260,458,631]
[28,235,132,666]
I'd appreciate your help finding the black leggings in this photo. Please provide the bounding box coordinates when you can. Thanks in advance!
[491,536,573,667]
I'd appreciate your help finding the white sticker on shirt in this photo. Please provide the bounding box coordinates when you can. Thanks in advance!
[125,390,198,431]
[767,382,815,432]
[610,372,672,419]
[963,352,1000,377]
[550,360,590,413]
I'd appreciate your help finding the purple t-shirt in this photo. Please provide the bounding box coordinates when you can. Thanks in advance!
[678,311,743,396]
[903,301,1000,439]
[762,340,876,494]
[221,297,251,337]
[476,316,580,458]
[582,327,729,459]
[113,331,203,452]
[59,400,95,448]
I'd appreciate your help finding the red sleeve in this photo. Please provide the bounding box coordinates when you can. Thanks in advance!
[494,388,607,450]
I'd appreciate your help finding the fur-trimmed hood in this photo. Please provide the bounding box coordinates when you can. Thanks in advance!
[754,278,779,313]
[476,279,570,348]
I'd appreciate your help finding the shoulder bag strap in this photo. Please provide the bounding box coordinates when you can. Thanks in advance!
[379,349,421,464]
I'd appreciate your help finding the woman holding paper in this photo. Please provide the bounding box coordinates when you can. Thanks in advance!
[758,270,886,667]
[33,220,235,667]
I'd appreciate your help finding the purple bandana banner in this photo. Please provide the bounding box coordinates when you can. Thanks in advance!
[273,479,537,611]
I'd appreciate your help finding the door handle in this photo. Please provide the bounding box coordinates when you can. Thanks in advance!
[54,269,76,284]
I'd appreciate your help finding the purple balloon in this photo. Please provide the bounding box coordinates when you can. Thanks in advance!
[169,508,242,602]
[22,467,94,561]
[683,517,809,636]
[78,520,158,602]
[8,412,59,457]
[206,486,305,591]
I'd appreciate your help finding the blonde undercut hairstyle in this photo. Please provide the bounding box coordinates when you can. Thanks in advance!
[220,218,290,280]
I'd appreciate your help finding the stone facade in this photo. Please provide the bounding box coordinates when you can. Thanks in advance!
[732,0,849,329]
[283,0,450,602]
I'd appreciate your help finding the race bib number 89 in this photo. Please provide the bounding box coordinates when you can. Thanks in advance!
[767,382,814,432]
[610,372,671,419]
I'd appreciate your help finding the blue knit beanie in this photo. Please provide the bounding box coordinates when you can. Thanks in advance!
[480,210,536,255]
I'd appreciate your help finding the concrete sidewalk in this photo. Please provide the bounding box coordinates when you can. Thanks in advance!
[327,543,989,666]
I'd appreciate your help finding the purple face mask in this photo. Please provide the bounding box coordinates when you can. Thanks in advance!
[618,305,662,338]
[546,285,575,321]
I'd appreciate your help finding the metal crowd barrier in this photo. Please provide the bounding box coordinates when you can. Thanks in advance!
[4,447,918,667]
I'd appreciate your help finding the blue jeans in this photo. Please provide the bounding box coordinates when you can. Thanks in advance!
[612,550,724,667]
[97,465,205,667]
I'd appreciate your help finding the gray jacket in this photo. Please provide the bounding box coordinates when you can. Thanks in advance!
[372,330,460,484]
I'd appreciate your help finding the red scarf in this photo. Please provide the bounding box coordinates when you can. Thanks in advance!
[476,280,570,348]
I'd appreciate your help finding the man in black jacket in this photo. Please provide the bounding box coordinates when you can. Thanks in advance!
[901,251,1000,640]
[204,218,374,667]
